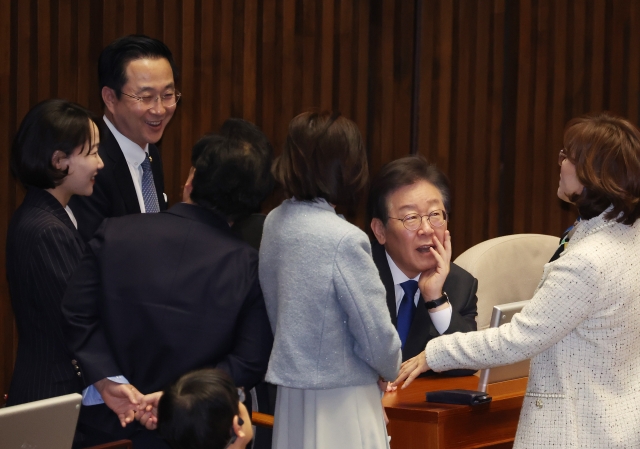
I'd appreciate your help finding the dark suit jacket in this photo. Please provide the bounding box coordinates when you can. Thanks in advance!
[62,203,273,443]
[231,213,266,250]
[6,188,85,405]
[371,242,478,376]
[68,119,168,242]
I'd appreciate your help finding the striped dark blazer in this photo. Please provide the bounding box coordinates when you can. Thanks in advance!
[6,188,85,405]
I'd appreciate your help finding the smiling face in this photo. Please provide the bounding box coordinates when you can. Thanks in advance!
[557,156,584,202]
[57,121,104,198]
[371,180,447,279]
[103,57,176,149]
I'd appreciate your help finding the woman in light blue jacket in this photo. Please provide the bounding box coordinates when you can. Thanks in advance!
[259,111,401,449]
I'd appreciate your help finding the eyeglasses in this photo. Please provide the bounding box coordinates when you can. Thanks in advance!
[558,148,570,166]
[222,388,247,449]
[388,210,448,231]
[120,90,182,108]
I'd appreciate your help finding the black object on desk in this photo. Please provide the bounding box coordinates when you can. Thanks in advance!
[426,389,492,406]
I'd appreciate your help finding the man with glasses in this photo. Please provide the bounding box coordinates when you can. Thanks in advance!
[368,156,478,373]
[70,34,180,241]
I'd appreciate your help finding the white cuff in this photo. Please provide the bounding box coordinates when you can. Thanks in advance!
[428,304,453,335]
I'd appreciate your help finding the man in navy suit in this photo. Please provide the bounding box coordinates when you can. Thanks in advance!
[369,156,477,375]
[70,35,178,241]
[62,126,274,448]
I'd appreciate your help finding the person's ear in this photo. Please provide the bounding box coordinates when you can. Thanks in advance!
[371,218,387,245]
[231,414,246,444]
[51,150,69,171]
[102,86,118,115]
[182,167,196,203]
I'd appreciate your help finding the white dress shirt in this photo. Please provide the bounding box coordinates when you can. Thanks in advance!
[385,251,452,335]
[103,115,150,212]
[64,206,78,229]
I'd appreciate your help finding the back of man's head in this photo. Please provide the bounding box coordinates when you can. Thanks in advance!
[99,34,178,96]
[189,120,273,221]
[157,369,239,449]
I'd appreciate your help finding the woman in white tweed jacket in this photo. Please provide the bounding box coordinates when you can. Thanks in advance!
[394,112,640,448]
[260,111,401,449]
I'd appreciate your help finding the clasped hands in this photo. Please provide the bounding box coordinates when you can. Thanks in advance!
[94,378,163,430]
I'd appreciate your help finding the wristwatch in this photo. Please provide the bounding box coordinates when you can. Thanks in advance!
[425,291,449,309]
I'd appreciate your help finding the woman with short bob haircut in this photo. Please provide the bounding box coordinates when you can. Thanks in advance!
[395,112,640,448]
[260,111,401,449]
[6,99,103,405]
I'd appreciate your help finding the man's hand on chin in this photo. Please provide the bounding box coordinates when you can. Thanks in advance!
[95,378,146,427]
[419,230,451,300]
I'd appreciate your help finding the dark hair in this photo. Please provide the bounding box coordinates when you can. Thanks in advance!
[272,111,369,207]
[189,123,273,221]
[218,118,274,212]
[368,155,451,224]
[10,99,99,189]
[157,369,240,449]
[99,34,178,97]
[563,112,640,225]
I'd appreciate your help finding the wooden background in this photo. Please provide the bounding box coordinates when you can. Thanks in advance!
[2,0,640,403]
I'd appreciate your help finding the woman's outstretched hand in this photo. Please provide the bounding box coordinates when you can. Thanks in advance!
[392,350,430,389]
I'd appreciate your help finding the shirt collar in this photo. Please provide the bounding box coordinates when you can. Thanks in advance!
[385,251,420,286]
[103,115,149,167]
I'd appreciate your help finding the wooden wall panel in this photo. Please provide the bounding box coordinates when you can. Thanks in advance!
[504,0,640,240]
[0,0,13,406]
[2,0,640,405]
[414,0,505,259]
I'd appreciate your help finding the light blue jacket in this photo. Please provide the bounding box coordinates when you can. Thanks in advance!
[259,199,401,389]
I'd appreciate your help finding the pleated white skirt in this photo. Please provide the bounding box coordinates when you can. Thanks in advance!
[272,383,390,449]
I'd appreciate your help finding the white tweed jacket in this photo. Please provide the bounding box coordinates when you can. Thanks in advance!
[426,210,640,448]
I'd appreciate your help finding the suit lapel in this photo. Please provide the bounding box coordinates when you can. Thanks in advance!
[25,189,85,250]
[101,123,141,214]
[371,242,399,327]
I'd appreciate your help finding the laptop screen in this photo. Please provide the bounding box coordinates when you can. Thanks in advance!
[476,300,531,392]
[0,393,82,449]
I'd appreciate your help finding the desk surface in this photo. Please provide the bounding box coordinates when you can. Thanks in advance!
[383,375,527,449]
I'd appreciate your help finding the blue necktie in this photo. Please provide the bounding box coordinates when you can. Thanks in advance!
[397,280,419,348]
[141,154,160,213]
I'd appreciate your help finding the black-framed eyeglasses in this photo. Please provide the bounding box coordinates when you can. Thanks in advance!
[222,388,246,449]
[388,210,448,231]
[120,90,182,108]
[558,148,570,166]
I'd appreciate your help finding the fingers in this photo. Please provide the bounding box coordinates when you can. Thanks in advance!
[429,233,449,266]
[143,391,164,407]
[434,231,452,259]
[401,367,422,389]
[119,384,142,406]
[138,410,158,430]
[392,361,415,388]
[118,408,136,427]
[442,230,452,260]
[392,351,430,389]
